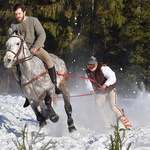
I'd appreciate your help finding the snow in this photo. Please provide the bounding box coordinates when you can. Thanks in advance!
[0,90,150,150]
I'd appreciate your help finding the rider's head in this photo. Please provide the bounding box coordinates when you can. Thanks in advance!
[87,56,98,71]
[13,3,26,23]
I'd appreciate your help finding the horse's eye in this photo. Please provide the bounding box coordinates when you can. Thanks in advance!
[17,43,20,45]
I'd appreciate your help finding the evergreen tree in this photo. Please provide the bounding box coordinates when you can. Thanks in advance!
[118,0,150,90]
[0,0,149,92]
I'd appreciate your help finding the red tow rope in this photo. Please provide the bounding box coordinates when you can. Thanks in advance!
[56,72,102,89]
[56,72,102,98]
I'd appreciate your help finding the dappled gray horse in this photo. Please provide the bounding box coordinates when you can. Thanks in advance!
[3,31,76,132]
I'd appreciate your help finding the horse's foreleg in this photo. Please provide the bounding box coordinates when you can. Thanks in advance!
[45,93,59,123]
[36,110,47,127]
[60,80,76,132]
[30,103,47,127]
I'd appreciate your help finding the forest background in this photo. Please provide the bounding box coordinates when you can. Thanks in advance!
[0,0,149,97]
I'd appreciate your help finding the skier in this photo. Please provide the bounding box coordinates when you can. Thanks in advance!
[85,56,132,129]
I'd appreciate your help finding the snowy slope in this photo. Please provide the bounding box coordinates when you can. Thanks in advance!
[0,91,150,150]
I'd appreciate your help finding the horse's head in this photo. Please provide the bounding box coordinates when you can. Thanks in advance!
[3,29,31,68]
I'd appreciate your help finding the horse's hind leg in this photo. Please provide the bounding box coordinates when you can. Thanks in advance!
[60,79,76,132]
[45,93,59,123]
[65,104,76,133]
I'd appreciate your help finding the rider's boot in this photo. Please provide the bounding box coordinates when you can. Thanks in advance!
[48,66,62,94]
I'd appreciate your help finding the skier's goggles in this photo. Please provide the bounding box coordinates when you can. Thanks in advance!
[88,64,95,69]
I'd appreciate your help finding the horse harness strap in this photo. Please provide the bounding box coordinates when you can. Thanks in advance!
[22,71,48,87]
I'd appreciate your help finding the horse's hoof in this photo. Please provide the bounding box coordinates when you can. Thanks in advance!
[39,120,47,128]
[50,114,59,123]
[68,126,76,133]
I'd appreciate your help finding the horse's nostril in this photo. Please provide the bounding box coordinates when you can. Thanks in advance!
[7,59,11,63]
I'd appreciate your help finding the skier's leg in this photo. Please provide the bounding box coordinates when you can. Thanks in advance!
[95,93,111,128]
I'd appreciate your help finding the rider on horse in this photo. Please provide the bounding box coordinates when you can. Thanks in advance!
[9,3,61,104]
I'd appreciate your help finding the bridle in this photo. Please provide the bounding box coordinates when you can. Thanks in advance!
[6,35,33,65]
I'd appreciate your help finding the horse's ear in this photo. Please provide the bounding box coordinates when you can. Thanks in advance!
[8,28,13,36]
[8,28,19,37]
[17,30,20,35]
[8,29,23,39]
